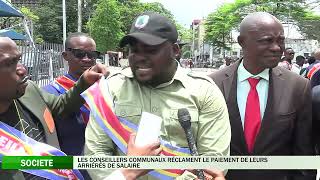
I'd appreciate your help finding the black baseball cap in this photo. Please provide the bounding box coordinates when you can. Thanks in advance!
[119,12,178,47]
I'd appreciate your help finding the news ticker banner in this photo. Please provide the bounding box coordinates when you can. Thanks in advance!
[2,156,320,170]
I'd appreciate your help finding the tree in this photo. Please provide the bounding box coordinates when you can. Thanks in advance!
[298,15,320,41]
[35,2,61,43]
[142,2,174,20]
[32,0,184,50]
[19,6,43,44]
[205,0,320,51]
[117,1,174,35]
[176,24,192,42]
[176,23,192,58]
[88,0,176,51]
[0,6,41,42]
[0,6,38,29]
[248,0,320,41]
[34,0,98,43]
[87,0,123,52]
[205,0,250,56]
[117,0,145,35]
[20,7,39,22]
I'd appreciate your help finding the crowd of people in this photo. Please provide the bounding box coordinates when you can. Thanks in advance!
[1,10,320,180]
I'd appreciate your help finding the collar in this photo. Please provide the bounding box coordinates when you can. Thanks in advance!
[121,61,189,88]
[293,63,300,68]
[237,60,269,82]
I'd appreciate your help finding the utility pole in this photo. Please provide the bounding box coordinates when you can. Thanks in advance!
[62,0,68,72]
[77,0,82,32]
[62,0,66,46]
[192,21,195,65]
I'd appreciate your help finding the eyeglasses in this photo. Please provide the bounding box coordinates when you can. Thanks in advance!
[289,52,295,55]
[67,48,101,59]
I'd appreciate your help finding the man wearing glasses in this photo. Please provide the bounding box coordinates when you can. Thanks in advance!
[43,32,100,179]
[278,47,295,70]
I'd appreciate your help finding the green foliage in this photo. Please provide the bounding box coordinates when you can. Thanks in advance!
[117,0,145,35]
[20,6,39,22]
[176,24,192,42]
[0,6,39,41]
[117,1,174,35]
[87,0,124,52]
[205,0,251,50]
[35,4,61,43]
[176,23,192,57]
[205,0,320,50]
[182,50,191,59]
[34,0,97,43]
[88,0,175,51]
[35,36,44,44]
[296,14,320,40]
[142,2,174,20]
[30,0,184,51]
[0,6,39,30]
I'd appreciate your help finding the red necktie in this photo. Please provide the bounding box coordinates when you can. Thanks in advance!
[244,77,261,153]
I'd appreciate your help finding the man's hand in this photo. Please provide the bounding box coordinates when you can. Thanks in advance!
[202,169,225,180]
[127,133,162,156]
[186,169,225,180]
[82,63,109,86]
[121,133,162,180]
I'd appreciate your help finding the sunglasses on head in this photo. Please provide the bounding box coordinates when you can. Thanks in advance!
[67,48,101,59]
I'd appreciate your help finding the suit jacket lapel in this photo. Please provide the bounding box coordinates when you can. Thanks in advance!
[254,67,284,153]
[223,61,248,154]
[19,87,46,127]
[18,83,60,148]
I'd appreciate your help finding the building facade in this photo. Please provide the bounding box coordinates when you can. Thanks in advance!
[192,19,213,67]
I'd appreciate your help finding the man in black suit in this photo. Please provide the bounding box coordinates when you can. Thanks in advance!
[209,12,315,180]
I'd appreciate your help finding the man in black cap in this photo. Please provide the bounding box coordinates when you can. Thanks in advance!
[85,12,230,180]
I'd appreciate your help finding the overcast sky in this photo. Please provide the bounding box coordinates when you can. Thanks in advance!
[140,0,234,27]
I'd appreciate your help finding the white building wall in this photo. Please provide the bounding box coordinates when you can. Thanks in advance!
[285,39,318,58]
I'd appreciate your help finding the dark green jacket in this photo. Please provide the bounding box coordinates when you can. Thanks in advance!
[1,78,89,180]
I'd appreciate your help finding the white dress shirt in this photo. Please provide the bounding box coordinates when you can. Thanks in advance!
[237,61,269,128]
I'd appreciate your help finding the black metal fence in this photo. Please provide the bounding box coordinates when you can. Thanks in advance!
[18,43,66,87]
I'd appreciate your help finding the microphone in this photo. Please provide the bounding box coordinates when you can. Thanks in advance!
[178,108,205,180]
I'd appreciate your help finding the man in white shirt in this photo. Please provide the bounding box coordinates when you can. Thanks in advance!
[219,56,232,70]
[278,47,295,70]
[291,55,305,75]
